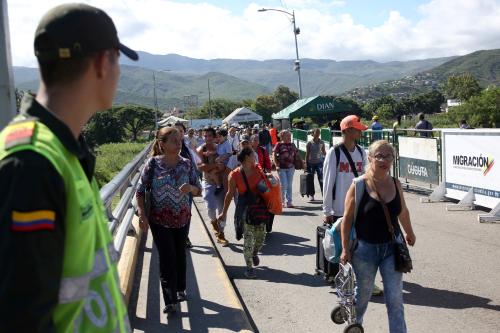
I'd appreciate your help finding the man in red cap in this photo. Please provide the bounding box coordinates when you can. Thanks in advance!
[323,115,368,226]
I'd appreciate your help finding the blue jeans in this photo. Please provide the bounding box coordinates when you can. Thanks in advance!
[278,167,295,205]
[306,162,323,194]
[352,239,406,333]
[265,143,272,156]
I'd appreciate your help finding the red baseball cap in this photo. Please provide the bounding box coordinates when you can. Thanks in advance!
[340,115,368,131]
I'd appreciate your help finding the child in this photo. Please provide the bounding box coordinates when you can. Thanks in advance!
[204,129,233,195]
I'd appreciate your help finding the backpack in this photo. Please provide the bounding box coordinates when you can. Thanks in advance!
[323,176,365,263]
[332,143,364,200]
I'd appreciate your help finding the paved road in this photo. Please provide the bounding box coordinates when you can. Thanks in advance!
[195,171,500,333]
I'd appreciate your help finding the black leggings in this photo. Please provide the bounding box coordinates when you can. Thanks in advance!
[150,223,189,305]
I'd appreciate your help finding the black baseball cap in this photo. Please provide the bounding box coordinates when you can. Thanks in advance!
[34,3,138,63]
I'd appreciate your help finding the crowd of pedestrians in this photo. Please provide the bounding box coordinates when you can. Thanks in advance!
[0,4,418,331]
[139,116,417,332]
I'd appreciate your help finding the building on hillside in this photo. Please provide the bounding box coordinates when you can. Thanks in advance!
[446,99,462,113]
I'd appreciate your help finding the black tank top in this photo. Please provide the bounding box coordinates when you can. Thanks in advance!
[355,178,402,244]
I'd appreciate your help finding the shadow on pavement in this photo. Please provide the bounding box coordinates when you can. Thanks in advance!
[281,210,318,216]
[261,231,315,257]
[225,264,325,288]
[370,281,500,311]
[128,237,251,333]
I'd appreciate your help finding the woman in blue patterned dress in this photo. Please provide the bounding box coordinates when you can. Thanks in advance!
[136,127,201,314]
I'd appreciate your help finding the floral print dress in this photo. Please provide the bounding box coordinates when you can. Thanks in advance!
[136,156,200,228]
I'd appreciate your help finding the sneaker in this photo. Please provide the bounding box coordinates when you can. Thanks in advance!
[186,237,193,249]
[216,232,229,246]
[177,291,187,302]
[211,220,220,235]
[163,303,177,314]
[252,254,260,267]
[286,203,294,208]
[372,284,384,296]
[244,267,257,279]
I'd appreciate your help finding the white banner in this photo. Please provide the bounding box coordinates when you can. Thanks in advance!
[398,137,438,161]
[443,130,500,209]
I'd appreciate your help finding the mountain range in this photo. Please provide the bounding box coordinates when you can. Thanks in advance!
[13,48,499,109]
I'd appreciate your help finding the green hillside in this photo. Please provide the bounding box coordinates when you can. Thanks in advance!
[121,52,454,95]
[426,49,500,86]
[14,65,271,109]
[343,49,500,102]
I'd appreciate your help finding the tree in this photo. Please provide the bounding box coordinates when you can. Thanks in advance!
[198,98,240,119]
[444,73,481,102]
[83,109,125,148]
[115,105,157,141]
[273,85,298,109]
[448,87,500,128]
[254,95,281,123]
[364,96,397,119]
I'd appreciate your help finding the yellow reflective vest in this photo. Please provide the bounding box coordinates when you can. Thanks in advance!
[0,117,130,333]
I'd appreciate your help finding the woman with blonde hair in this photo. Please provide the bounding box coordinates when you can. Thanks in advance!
[340,140,416,333]
[136,127,201,314]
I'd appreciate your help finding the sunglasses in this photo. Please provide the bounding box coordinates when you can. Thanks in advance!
[373,154,394,162]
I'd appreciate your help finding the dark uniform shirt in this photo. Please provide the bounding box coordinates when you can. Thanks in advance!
[0,95,96,333]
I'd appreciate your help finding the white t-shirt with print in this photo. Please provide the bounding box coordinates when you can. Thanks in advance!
[322,145,367,217]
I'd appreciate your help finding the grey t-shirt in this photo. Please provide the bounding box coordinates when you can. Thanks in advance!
[306,139,325,164]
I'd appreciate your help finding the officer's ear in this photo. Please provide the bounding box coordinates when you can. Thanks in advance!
[93,49,118,79]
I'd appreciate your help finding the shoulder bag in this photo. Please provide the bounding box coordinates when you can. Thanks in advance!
[374,179,413,273]
[323,176,364,263]
[143,157,156,219]
[293,144,304,170]
[241,168,271,226]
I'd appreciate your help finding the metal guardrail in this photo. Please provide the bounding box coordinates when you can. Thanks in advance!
[292,128,444,190]
[100,142,153,256]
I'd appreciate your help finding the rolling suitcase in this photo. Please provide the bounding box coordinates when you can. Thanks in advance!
[316,225,338,279]
[300,173,315,197]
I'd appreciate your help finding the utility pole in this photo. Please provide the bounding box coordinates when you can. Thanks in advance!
[258,7,303,99]
[291,10,303,99]
[207,78,212,126]
[0,0,16,129]
[152,71,158,131]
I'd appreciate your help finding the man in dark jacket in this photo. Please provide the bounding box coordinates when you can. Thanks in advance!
[258,124,272,155]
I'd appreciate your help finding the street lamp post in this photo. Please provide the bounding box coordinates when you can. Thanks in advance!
[258,8,303,99]
[152,71,158,132]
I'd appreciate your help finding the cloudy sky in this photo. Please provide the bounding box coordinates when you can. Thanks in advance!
[7,0,500,67]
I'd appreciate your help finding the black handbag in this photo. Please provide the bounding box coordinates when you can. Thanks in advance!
[393,235,413,273]
[375,182,413,274]
[241,169,271,226]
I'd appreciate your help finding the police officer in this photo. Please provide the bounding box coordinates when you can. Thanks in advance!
[0,4,138,332]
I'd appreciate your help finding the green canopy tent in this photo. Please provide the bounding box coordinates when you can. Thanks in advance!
[272,95,354,129]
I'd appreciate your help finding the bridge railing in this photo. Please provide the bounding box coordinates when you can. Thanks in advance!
[100,142,153,257]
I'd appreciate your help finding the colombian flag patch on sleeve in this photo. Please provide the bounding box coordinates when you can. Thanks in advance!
[11,210,56,232]
[4,121,36,149]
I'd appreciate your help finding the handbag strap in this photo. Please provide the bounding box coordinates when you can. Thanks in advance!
[340,144,359,178]
[371,178,397,241]
[241,168,258,203]
[147,157,156,190]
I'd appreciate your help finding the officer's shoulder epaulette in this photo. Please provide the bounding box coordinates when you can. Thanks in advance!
[3,116,39,150]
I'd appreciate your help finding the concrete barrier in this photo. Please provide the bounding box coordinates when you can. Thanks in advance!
[117,216,143,304]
